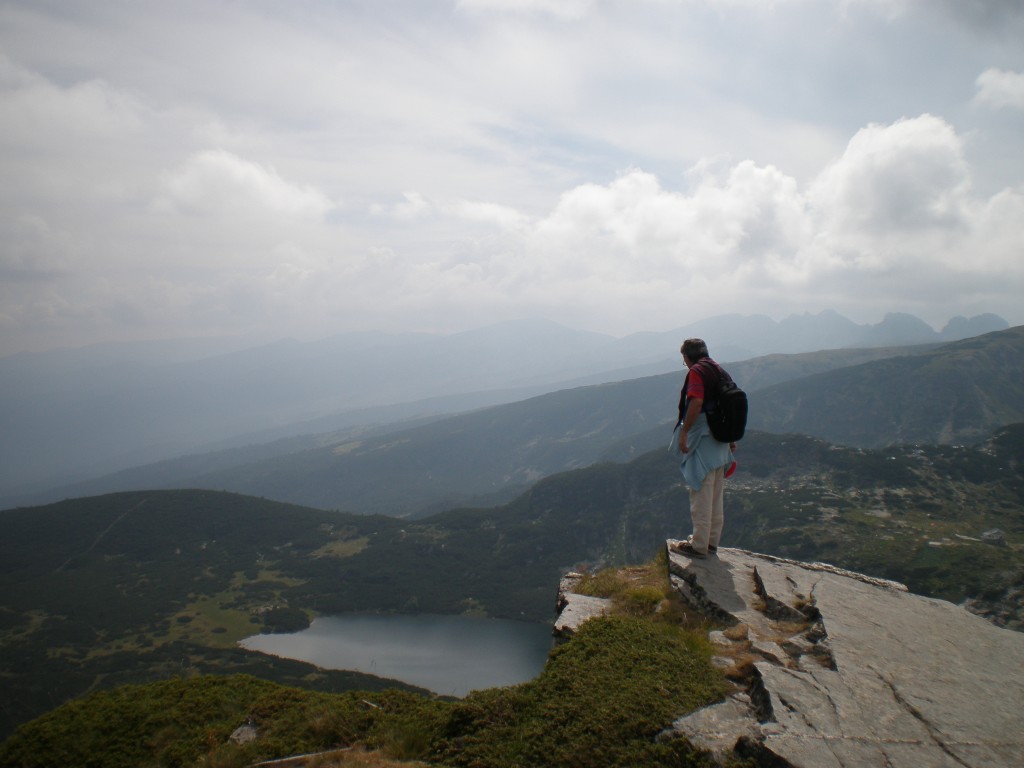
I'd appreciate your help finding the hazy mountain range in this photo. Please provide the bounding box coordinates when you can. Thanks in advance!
[0,310,1007,505]
[12,324,1023,517]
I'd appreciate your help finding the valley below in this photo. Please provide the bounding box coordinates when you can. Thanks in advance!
[1,424,1022,743]
[2,324,1023,765]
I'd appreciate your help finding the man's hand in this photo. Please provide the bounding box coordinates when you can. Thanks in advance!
[678,432,689,453]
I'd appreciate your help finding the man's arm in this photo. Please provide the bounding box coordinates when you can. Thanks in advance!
[678,397,703,453]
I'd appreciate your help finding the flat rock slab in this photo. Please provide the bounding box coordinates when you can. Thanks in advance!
[666,544,1024,767]
[553,572,611,640]
[553,593,611,639]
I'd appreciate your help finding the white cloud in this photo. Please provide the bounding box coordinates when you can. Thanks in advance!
[808,115,972,247]
[524,164,806,280]
[0,54,146,144]
[456,0,596,20]
[371,192,530,231]
[448,200,530,230]
[371,192,432,221]
[155,150,334,220]
[974,68,1024,110]
[0,215,76,281]
[0,1,1022,354]
[410,115,1022,331]
[0,53,156,214]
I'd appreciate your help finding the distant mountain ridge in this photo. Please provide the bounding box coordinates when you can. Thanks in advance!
[617,311,1008,362]
[750,325,1024,447]
[0,310,1008,500]
[23,326,1024,517]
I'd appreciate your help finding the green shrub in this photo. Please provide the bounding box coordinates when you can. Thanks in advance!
[617,584,667,615]
[433,615,727,767]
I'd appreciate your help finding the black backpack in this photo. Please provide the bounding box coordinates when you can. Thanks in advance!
[693,359,748,443]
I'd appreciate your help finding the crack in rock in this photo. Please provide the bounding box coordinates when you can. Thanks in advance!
[753,565,809,622]
[667,565,739,626]
[660,545,1024,767]
[876,671,973,768]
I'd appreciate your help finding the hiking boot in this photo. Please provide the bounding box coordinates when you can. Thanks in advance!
[680,536,717,554]
[670,540,707,559]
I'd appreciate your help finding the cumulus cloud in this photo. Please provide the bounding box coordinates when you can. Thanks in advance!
[371,192,530,231]
[5,111,1021,351]
[974,68,1024,110]
[371,192,432,221]
[0,54,146,145]
[406,114,1022,331]
[449,200,530,230]
[808,115,972,248]
[523,163,804,282]
[155,150,334,220]
[0,53,156,215]
[1,1,1022,354]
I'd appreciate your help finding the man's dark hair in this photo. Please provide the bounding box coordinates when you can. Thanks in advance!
[681,338,709,361]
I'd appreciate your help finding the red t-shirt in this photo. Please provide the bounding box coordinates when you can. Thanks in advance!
[686,364,707,400]
[677,359,715,426]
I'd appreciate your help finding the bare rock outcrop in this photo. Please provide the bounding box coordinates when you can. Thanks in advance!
[665,542,1024,767]
[553,571,611,641]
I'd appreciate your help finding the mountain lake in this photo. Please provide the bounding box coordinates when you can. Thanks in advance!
[239,614,554,697]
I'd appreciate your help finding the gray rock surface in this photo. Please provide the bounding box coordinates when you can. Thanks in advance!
[665,543,1024,767]
[230,724,258,745]
[553,572,611,641]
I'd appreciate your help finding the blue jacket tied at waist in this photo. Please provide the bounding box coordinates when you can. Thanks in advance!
[670,417,734,491]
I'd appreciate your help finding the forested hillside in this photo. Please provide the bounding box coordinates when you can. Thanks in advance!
[750,325,1024,446]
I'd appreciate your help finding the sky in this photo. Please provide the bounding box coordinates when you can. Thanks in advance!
[1,0,1022,356]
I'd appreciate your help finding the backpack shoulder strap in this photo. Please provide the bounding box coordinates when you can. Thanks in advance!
[691,358,720,389]
[698,358,736,386]
[677,371,690,426]
[687,359,719,414]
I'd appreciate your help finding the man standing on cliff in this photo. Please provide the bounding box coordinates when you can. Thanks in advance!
[672,338,736,558]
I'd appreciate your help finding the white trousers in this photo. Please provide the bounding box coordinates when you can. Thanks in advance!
[688,464,725,553]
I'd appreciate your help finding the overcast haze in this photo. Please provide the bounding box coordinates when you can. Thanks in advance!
[1,0,1023,357]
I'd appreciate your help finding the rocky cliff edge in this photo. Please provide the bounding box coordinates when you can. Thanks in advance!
[556,544,1024,767]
